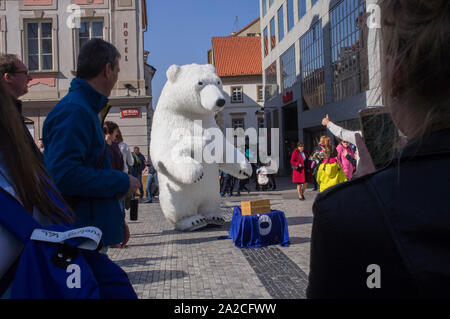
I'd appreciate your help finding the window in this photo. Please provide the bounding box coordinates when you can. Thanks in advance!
[263,27,269,57]
[330,0,369,101]
[231,86,244,103]
[269,0,274,7]
[287,0,294,31]
[78,19,104,50]
[298,0,306,19]
[270,17,276,49]
[300,21,325,109]
[281,44,296,91]
[264,60,278,100]
[26,21,53,71]
[277,6,284,42]
[312,0,318,6]
[232,118,245,130]
[257,85,264,101]
[258,117,265,129]
[262,0,267,16]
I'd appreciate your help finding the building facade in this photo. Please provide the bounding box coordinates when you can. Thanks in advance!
[260,0,382,174]
[208,18,264,144]
[0,0,153,157]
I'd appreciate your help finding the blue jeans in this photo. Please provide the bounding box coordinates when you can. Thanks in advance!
[145,173,155,200]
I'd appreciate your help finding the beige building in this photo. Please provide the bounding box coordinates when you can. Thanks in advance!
[208,18,264,139]
[0,0,154,157]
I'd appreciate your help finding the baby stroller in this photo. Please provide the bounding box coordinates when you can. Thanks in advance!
[256,166,270,191]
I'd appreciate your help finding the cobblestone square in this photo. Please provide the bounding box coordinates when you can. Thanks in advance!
[107,177,314,299]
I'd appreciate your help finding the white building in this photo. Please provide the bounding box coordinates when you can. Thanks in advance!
[0,0,154,157]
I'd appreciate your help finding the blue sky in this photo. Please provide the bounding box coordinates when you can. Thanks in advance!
[144,0,260,108]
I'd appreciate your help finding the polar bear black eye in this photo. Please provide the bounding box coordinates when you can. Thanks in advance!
[198,82,203,86]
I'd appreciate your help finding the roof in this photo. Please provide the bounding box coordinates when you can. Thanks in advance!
[231,17,260,36]
[211,36,262,77]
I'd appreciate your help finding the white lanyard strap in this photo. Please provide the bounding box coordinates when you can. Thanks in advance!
[30,226,102,250]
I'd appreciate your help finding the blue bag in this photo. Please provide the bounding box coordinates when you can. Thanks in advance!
[0,188,137,299]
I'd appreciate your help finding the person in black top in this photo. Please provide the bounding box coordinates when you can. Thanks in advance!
[307,0,450,298]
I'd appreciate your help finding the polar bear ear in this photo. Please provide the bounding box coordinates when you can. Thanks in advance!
[206,64,216,74]
[166,65,181,83]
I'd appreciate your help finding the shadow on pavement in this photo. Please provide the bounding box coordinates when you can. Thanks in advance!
[126,270,188,284]
[288,236,311,245]
[285,216,314,226]
[115,256,177,267]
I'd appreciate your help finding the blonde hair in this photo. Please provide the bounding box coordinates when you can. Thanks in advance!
[319,136,331,148]
[380,0,450,139]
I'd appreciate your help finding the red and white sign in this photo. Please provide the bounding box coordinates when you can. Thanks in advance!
[120,108,140,118]
[282,90,293,104]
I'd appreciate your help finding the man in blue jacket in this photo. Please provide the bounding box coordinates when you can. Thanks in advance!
[43,39,140,247]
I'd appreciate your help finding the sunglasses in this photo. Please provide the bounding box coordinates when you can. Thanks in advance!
[12,70,30,76]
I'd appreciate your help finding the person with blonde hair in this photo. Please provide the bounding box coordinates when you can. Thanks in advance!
[308,0,450,298]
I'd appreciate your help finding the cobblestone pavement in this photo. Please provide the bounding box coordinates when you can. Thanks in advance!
[107,177,316,299]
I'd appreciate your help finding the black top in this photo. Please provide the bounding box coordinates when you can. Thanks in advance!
[107,142,124,172]
[307,128,450,298]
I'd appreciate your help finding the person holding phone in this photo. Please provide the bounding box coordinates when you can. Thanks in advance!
[290,142,310,200]
[308,0,450,298]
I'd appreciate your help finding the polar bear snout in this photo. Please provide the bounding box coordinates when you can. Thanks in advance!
[200,84,226,112]
[216,98,225,107]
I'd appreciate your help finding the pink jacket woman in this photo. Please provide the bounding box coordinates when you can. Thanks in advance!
[336,141,355,180]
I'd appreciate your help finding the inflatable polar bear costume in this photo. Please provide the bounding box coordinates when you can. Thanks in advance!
[150,64,253,231]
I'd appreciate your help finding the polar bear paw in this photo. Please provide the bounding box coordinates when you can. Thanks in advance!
[180,163,204,184]
[205,214,225,227]
[175,215,208,231]
[194,171,204,183]
[239,169,251,178]
[238,161,253,179]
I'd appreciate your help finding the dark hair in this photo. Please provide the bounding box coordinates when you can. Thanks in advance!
[103,121,119,135]
[0,54,19,75]
[116,128,124,143]
[0,77,73,224]
[297,141,304,147]
[322,145,338,170]
[76,39,121,80]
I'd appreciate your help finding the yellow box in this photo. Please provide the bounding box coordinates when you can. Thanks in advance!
[241,199,271,215]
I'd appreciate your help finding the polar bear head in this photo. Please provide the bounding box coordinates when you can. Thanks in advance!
[160,63,226,115]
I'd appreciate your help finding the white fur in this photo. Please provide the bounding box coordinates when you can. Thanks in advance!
[150,64,252,231]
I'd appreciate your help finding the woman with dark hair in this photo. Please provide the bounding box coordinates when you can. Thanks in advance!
[307,0,450,298]
[103,121,124,172]
[290,142,310,200]
[103,121,130,249]
[0,78,74,297]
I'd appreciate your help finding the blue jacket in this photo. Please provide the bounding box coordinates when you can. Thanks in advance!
[43,78,129,246]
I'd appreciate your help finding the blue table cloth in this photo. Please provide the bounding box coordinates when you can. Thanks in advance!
[228,206,290,248]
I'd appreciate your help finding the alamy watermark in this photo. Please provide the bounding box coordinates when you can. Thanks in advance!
[366,264,381,289]
[169,120,280,166]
